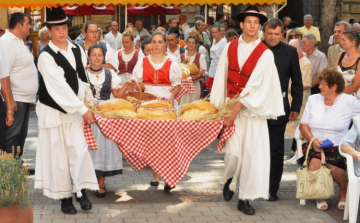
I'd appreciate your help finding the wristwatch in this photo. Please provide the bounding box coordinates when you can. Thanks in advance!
[6,110,14,114]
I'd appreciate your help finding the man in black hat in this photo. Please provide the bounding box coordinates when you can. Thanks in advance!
[34,8,99,215]
[262,18,303,201]
[210,5,284,215]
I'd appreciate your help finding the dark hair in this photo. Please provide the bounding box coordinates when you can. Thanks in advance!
[282,16,290,22]
[9,12,28,29]
[105,25,111,31]
[141,37,152,51]
[224,20,229,25]
[212,25,220,32]
[87,44,105,57]
[169,27,180,38]
[150,25,157,30]
[208,17,215,25]
[85,21,97,33]
[343,30,360,48]
[349,18,355,24]
[263,18,284,33]
[186,35,198,44]
[319,68,345,94]
[152,30,166,42]
[225,29,239,38]
[314,19,319,23]
[216,14,224,21]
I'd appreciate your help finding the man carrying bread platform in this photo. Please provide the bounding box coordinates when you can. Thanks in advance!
[34,9,99,215]
[210,5,284,215]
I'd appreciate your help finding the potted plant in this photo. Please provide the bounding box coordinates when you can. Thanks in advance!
[68,24,81,41]
[0,152,33,223]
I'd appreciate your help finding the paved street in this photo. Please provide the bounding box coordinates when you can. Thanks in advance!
[23,106,349,223]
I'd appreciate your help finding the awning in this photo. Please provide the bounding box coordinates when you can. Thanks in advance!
[63,6,116,16]
[124,5,181,16]
[1,0,286,8]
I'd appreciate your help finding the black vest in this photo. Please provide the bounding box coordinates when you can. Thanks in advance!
[90,68,112,100]
[38,44,88,113]
[78,40,107,64]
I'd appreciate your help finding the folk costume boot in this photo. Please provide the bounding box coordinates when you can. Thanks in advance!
[238,200,255,215]
[75,189,92,210]
[61,197,77,215]
[223,177,234,201]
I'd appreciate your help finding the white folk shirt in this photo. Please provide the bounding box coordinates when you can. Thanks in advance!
[167,46,181,64]
[104,31,122,52]
[37,40,90,129]
[210,35,284,200]
[0,30,38,102]
[300,93,360,145]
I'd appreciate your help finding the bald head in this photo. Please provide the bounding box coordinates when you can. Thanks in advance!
[156,27,166,33]
[110,21,118,33]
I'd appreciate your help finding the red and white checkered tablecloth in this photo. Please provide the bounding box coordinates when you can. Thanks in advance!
[84,115,234,187]
[171,78,195,103]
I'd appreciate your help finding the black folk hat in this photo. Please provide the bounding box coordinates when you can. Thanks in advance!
[236,5,268,25]
[42,8,72,26]
[286,21,299,29]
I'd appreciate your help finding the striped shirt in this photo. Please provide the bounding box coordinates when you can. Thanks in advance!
[306,48,327,79]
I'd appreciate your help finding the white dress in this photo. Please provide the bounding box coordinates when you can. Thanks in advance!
[181,52,207,104]
[133,56,182,108]
[117,48,145,86]
[87,69,124,177]
[208,38,227,78]
[210,36,284,200]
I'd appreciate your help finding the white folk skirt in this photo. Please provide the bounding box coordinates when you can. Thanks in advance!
[180,79,201,105]
[89,124,123,177]
[221,109,270,200]
[34,118,99,200]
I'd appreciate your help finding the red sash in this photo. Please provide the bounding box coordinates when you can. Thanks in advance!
[226,40,268,98]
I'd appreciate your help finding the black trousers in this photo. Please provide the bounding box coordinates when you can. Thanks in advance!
[0,96,6,151]
[5,102,30,157]
[268,123,287,194]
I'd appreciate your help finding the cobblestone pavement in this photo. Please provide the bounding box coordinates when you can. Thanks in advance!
[23,107,350,223]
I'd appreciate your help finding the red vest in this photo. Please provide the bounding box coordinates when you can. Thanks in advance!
[227,40,268,98]
[143,57,172,86]
[118,49,140,74]
[180,52,201,69]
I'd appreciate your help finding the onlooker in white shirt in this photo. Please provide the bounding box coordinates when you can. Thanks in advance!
[104,21,122,52]
[74,23,85,44]
[166,33,185,64]
[179,15,190,38]
[0,12,38,165]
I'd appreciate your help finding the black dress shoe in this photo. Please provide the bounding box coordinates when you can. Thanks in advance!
[61,198,77,215]
[75,189,92,210]
[268,192,278,201]
[96,187,106,198]
[164,184,175,192]
[238,200,255,215]
[223,177,234,201]
[150,181,159,186]
[27,168,35,175]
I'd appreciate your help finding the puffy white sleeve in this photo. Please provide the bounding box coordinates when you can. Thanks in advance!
[132,58,144,82]
[110,69,122,89]
[199,54,208,75]
[137,50,145,60]
[170,60,182,87]
[210,43,230,108]
[38,52,88,116]
[105,43,119,70]
[238,50,285,119]
[199,45,209,63]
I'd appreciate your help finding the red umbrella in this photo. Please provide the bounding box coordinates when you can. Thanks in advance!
[124,5,181,16]
[63,6,115,16]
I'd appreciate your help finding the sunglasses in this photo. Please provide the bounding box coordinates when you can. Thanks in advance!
[289,34,300,39]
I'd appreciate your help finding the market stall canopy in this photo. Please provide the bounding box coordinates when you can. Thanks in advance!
[63,6,115,16]
[1,0,286,8]
[124,5,181,16]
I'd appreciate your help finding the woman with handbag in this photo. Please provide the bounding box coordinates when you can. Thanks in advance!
[133,30,181,192]
[299,68,360,210]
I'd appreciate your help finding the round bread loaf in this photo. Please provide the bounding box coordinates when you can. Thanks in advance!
[180,100,217,116]
[187,61,199,75]
[180,63,191,79]
[98,99,136,112]
[137,100,177,120]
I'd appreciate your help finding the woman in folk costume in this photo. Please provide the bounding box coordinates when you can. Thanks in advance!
[133,30,182,192]
[180,36,207,104]
[117,30,145,86]
[77,21,118,72]
[210,5,284,215]
[87,44,135,198]
[206,25,228,93]
[35,9,99,215]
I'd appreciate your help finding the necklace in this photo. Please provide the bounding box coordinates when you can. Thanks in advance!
[151,55,165,64]
[90,66,103,72]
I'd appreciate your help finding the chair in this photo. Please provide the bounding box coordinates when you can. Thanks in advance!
[339,142,360,223]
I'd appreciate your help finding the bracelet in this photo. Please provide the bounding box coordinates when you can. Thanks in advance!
[6,110,14,114]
